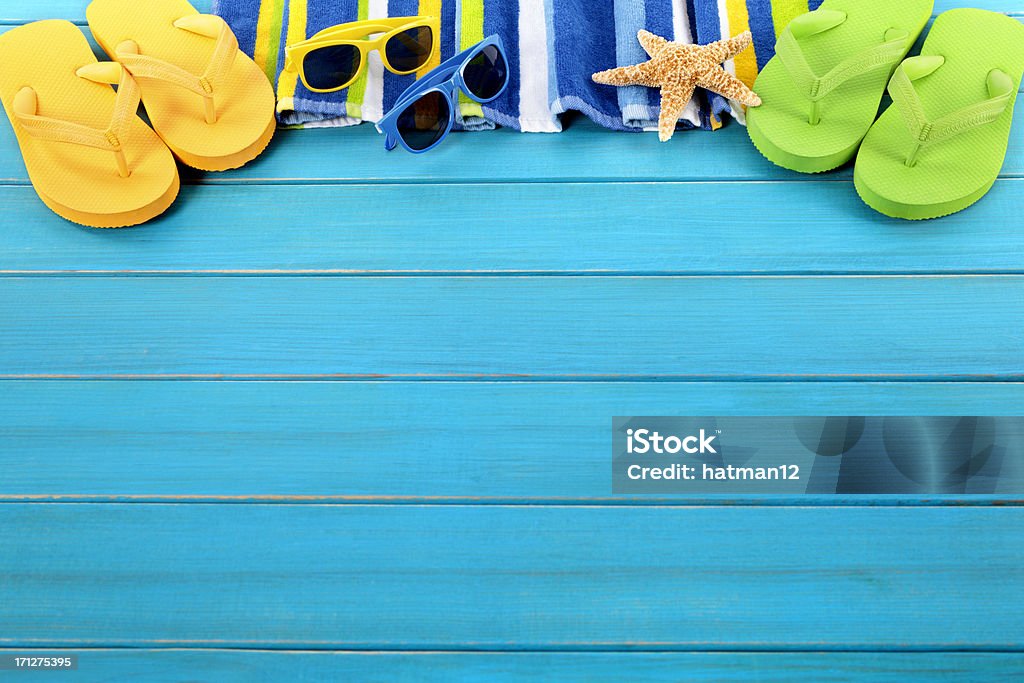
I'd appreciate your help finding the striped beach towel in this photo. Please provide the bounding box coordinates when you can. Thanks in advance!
[212,0,562,130]
[212,0,825,132]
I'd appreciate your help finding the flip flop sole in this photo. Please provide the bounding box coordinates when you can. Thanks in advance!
[169,115,277,172]
[748,113,862,174]
[37,174,181,229]
[854,168,995,221]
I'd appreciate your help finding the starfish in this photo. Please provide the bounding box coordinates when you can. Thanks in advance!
[593,30,762,142]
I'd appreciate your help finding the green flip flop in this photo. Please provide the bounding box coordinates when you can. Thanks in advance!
[747,0,933,173]
[855,9,1024,220]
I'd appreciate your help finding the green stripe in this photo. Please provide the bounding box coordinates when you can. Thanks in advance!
[458,0,485,117]
[346,0,371,119]
[772,0,811,37]
[262,0,287,84]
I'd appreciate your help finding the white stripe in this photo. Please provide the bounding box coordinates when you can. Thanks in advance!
[671,0,701,127]
[518,0,561,132]
[362,0,389,123]
[302,116,363,128]
[716,0,733,44]
[716,0,746,123]
[672,0,693,43]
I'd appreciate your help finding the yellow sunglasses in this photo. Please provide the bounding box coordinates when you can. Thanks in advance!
[284,16,440,94]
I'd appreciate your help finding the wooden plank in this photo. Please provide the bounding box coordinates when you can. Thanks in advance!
[0,276,1021,378]
[0,503,1021,648]
[2,380,1023,501]
[5,650,1023,682]
[4,180,1024,274]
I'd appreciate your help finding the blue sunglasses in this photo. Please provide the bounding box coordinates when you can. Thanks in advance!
[376,35,509,153]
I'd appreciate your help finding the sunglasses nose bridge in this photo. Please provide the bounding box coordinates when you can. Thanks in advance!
[441,80,459,97]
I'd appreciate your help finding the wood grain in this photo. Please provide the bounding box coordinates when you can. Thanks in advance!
[4,179,1024,274]
[0,275,1021,378]
[0,504,1021,649]
[5,650,1024,683]
[1,380,1022,501]
[1,0,1023,674]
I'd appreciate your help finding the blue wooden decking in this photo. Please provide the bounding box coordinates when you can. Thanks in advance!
[1,1,1023,680]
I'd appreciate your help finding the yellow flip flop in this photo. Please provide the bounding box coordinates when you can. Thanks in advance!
[87,0,276,172]
[0,20,179,228]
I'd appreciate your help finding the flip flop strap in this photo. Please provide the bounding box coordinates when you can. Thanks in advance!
[889,63,1012,150]
[116,14,238,124]
[13,65,141,177]
[775,10,908,124]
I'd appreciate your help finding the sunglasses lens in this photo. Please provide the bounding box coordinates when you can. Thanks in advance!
[396,90,450,151]
[302,44,361,91]
[385,26,434,72]
[462,44,507,101]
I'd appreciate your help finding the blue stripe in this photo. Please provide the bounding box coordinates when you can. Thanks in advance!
[291,0,362,115]
[441,0,457,60]
[691,0,721,44]
[645,0,673,37]
[482,0,521,129]
[305,0,361,33]
[212,0,259,58]
[551,0,626,130]
[544,0,559,115]
[613,0,648,120]
[747,0,779,70]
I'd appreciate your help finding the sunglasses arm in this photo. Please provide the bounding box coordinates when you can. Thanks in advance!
[300,16,429,45]
[374,121,400,151]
